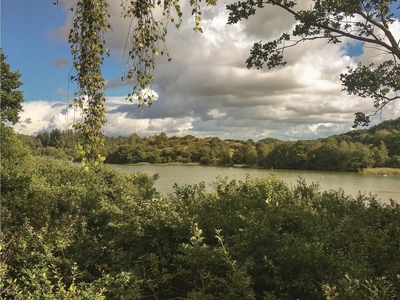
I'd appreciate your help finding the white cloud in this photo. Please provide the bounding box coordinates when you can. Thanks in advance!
[13,101,68,135]
[16,1,400,140]
[208,109,227,119]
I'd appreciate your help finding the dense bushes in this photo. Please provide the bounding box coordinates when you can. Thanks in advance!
[1,126,400,299]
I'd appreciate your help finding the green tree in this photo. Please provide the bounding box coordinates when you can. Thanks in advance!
[0,124,33,194]
[18,133,43,156]
[226,0,400,127]
[200,147,213,165]
[106,144,147,163]
[312,137,340,171]
[246,146,258,166]
[0,49,24,124]
[256,142,272,167]
[232,144,247,164]
[49,128,62,147]
[337,140,352,171]
[36,131,51,147]
[384,131,400,156]
[372,140,390,167]
[146,147,161,163]
[348,142,373,171]
[374,129,391,145]
[128,133,141,145]
[216,145,233,165]
[267,141,294,169]
[287,140,308,169]
[154,132,169,148]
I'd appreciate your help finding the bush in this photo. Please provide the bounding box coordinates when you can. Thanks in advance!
[1,134,399,300]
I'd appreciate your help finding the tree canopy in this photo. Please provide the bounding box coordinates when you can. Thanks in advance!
[226,0,400,127]
[0,49,24,125]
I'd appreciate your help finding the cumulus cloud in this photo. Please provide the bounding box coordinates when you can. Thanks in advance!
[17,0,400,140]
[13,101,71,135]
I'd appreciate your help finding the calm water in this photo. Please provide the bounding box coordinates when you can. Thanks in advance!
[108,164,400,204]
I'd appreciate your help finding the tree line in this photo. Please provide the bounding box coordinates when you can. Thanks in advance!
[19,117,400,172]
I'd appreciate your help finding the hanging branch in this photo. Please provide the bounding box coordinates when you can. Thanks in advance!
[68,0,111,167]
[66,0,217,166]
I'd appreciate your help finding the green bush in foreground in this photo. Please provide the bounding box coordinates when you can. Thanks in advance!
[1,127,400,299]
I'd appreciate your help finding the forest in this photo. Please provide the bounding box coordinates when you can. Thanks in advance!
[2,122,400,299]
[19,117,400,172]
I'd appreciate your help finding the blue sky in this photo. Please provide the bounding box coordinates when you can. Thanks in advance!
[1,0,133,102]
[2,0,400,140]
[2,0,70,101]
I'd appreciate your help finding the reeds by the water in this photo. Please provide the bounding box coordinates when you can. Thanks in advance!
[361,168,400,176]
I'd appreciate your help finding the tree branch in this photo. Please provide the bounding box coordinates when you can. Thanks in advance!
[265,0,400,59]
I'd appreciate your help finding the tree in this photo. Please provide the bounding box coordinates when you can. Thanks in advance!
[372,140,389,167]
[226,0,400,127]
[0,49,24,124]
[49,128,62,147]
[61,0,216,164]
[216,145,233,165]
[288,140,308,169]
[0,124,33,194]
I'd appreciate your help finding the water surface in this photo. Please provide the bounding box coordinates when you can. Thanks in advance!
[109,164,400,204]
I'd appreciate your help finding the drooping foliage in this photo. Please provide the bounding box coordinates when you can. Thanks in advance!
[68,0,111,165]
[64,0,216,163]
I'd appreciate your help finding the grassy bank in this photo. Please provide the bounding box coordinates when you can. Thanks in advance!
[361,167,400,176]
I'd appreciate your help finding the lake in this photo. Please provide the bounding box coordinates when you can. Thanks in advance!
[108,164,400,204]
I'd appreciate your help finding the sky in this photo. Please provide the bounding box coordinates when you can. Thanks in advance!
[1,0,400,141]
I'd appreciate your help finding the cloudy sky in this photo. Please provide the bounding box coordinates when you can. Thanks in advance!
[2,0,400,141]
